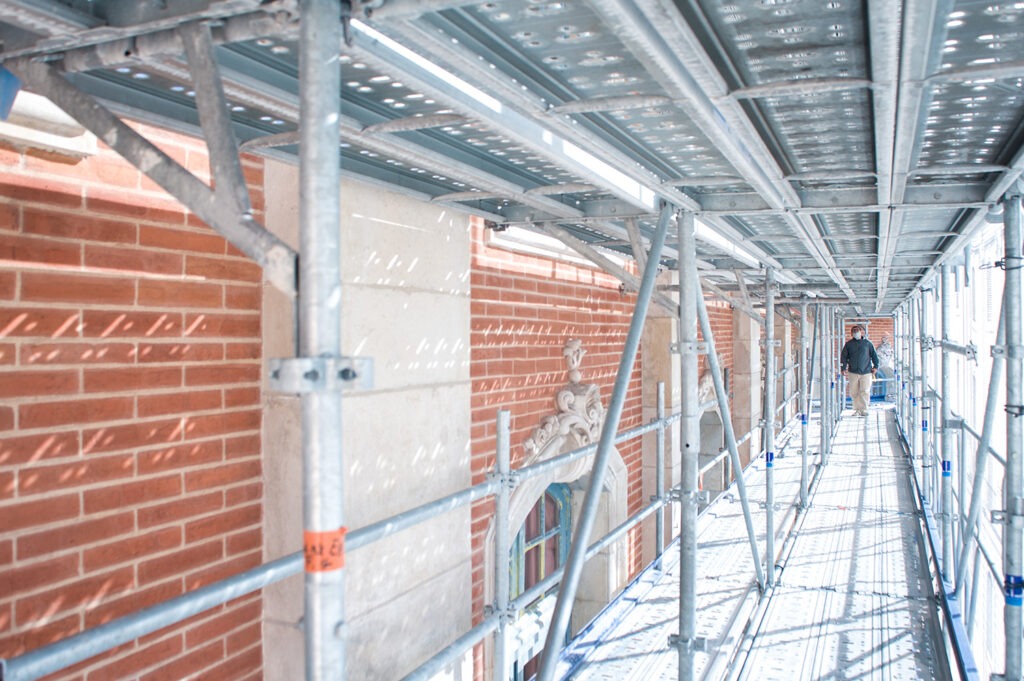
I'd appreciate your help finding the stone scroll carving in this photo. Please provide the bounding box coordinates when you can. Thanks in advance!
[522,339,606,469]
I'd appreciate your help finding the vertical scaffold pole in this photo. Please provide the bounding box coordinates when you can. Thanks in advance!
[940,265,954,581]
[836,310,844,422]
[1003,189,1024,681]
[298,3,345,680]
[820,306,831,466]
[656,382,666,563]
[907,303,916,436]
[831,310,838,427]
[764,269,776,585]
[493,410,512,681]
[831,308,839,422]
[898,306,908,426]
[535,204,671,681]
[907,302,916,440]
[919,293,932,504]
[911,294,921,462]
[676,211,701,681]
[800,301,810,509]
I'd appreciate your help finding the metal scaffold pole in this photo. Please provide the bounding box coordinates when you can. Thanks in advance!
[764,269,777,586]
[897,307,905,426]
[800,301,810,508]
[917,292,925,462]
[1003,189,1024,681]
[297,2,345,680]
[820,306,831,466]
[940,265,955,581]
[908,302,917,447]
[535,204,672,681]
[835,310,843,422]
[919,293,932,502]
[656,382,666,562]
[676,211,701,681]
[493,409,512,681]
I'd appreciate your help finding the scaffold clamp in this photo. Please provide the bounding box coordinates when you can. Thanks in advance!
[269,356,374,393]
[488,470,520,489]
[992,497,1024,528]
[992,343,1024,359]
[670,341,708,355]
[669,489,708,505]
[668,634,708,652]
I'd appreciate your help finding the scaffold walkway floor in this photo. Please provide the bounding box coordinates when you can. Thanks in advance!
[556,404,948,681]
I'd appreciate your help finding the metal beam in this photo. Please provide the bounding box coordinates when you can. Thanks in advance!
[361,113,467,134]
[910,164,1008,177]
[868,0,900,311]
[179,21,253,223]
[730,77,871,100]
[525,183,599,196]
[624,217,648,274]
[881,0,955,309]
[5,55,298,296]
[662,175,745,188]
[548,94,673,114]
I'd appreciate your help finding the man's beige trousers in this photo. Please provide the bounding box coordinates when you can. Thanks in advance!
[848,372,872,414]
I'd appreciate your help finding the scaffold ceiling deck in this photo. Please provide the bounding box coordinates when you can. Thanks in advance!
[2,0,1021,314]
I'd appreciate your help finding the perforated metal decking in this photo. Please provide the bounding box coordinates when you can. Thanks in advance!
[556,406,948,681]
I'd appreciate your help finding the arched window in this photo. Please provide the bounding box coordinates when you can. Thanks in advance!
[509,483,571,680]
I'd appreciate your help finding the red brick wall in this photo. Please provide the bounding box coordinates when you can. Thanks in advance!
[468,223,646,626]
[702,300,734,385]
[845,317,895,343]
[0,123,263,680]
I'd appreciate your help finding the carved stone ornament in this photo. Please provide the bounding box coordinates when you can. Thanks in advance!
[523,339,606,465]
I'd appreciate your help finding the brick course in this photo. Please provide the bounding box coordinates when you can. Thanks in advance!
[0,125,264,678]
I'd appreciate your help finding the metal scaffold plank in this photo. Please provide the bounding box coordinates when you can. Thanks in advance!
[556,406,948,681]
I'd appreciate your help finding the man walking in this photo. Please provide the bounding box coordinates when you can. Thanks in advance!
[840,324,879,417]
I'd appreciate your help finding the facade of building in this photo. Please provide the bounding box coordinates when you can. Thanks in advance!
[0,115,802,680]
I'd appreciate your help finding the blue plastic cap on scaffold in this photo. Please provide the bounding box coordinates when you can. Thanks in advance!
[0,67,21,119]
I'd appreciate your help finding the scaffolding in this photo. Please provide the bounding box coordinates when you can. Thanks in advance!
[2,207,1021,679]
[1,1,1024,681]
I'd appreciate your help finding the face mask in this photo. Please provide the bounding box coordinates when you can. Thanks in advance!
[853,331,863,340]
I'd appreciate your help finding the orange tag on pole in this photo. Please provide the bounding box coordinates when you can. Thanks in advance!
[303,527,347,572]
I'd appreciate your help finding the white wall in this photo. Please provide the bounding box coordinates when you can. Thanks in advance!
[262,161,473,680]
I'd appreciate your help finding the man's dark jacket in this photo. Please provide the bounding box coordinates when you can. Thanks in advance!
[840,338,879,375]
